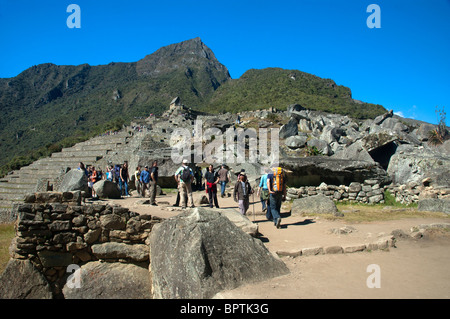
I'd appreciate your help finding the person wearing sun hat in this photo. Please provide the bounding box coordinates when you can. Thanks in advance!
[174,159,195,209]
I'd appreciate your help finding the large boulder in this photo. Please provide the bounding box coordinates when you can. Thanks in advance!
[210,208,259,237]
[373,110,393,125]
[291,194,340,216]
[62,261,152,299]
[307,138,331,156]
[91,242,149,262]
[413,123,437,141]
[280,156,390,187]
[149,207,289,299]
[287,103,306,116]
[93,180,121,199]
[320,126,345,144]
[387,145,450,187]
[332,140,375,163]
[285,135,308,149]
[58,169,89,193]
[279,118,298,139]
[418,199,450,214]
[0,259,53,299]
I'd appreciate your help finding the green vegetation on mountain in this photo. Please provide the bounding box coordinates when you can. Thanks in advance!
[206,68,386,118]
[0,37,386,177]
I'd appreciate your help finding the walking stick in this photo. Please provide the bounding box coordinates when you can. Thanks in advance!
[252,191,255,222]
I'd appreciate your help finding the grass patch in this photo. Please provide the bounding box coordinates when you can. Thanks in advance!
[282,193,449,224]
[334,205,448,223]
[161,188,178,194]
[0,223,15,274]
[302,205,449,223]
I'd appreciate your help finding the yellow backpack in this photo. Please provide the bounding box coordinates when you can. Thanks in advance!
[271,167,285,192]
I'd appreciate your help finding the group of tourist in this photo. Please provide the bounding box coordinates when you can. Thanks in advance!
[134,161,159,206]
[167,161,286,229]
[78,161,132,199]
[79,160,287,229]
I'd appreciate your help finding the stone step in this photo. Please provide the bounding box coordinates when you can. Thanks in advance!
[48,155,103,162]
[0,179,36,186]
[27,161,91,169]
[0,192,27,201]
[52,150,108,158]
[60,146,115,154]
[0,130,132,212]
[2,173,28,181]
[0,199,22,209]
[3,171,60,182]
[78,136,128,146]
[0,185,34,196]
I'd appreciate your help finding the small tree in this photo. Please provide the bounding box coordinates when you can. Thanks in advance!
[428,106,448,145]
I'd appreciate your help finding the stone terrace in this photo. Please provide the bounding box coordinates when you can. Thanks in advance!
[0,132,130,217]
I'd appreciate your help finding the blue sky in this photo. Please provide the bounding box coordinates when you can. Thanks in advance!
[0,0,449,125]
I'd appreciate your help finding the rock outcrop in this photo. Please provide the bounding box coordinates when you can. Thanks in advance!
[1,194,285,299]
[291,194,340,216]
[62,262,152,299]
[0,259,53,299]
[0,192,160,299]
[1,101,449,218]
[150,207,289,299]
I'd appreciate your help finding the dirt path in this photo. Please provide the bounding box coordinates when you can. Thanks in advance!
[95,189,450,299]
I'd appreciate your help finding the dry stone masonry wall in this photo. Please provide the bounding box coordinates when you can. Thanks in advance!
[386,182,450,205]
[5,191,162,298]
[286,180,450,208]
[286,180,385,204]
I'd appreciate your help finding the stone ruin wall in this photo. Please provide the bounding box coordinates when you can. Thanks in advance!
[7,191,162,298]
[286,179,385,204]
[286,180,450,205]
[387,182,450,205]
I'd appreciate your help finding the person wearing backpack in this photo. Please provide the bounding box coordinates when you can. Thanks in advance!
[233,172,253,216]
[174,159,195,209]
[267,165,287,229]
[140,165,150,198]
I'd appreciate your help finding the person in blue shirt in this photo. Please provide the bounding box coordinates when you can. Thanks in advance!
[258,168,272,220]
[140,166,150,198]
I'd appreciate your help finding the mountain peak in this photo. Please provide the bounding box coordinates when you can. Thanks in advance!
[136,38,229,79]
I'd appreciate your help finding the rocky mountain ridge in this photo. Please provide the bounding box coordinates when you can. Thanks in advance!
[100,101,450,192]
[0,99,448,219]
[0,37,386,175]
[0,38,230,170]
